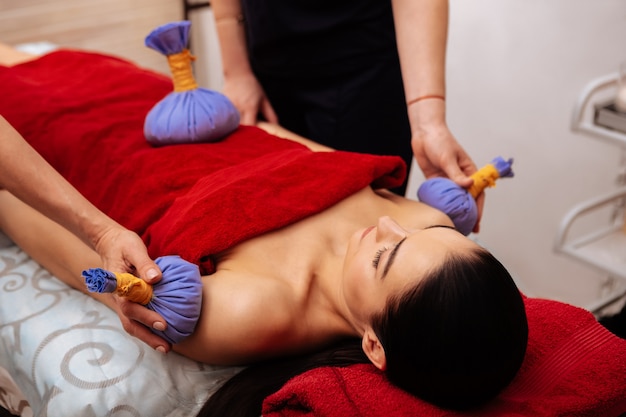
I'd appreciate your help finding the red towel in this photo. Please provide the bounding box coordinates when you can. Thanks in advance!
[262,297,626,417]
[0,50,405,274]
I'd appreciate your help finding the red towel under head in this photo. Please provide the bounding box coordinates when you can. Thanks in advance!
[262,297,626,417]
[0,50,405,274]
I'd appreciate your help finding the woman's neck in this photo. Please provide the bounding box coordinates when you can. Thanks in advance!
[306,187,454,338]
[207,187,451,356]
[300,188,404,337]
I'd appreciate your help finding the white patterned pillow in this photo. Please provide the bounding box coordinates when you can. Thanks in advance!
[0,236,240,417]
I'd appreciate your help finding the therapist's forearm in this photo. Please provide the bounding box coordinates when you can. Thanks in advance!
[212,0,253,79]
[392,0,448,102]
[0,115,120,249]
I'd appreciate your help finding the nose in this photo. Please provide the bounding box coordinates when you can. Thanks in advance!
[376,216,406,241]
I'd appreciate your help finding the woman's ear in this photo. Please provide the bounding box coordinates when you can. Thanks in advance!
[362,328,387,371]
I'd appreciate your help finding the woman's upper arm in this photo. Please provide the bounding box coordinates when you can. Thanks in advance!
[173,275,295,365]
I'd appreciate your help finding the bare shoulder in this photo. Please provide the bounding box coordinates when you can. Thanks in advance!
[256,122,334,152]
[374,188,455,229]
[173,271,301,365]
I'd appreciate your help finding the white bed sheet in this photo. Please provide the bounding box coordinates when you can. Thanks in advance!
[0,232,240,416]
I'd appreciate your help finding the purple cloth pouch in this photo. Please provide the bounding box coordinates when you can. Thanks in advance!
[417,177,478,236]
[148,255,203,344]
[143,21,240,146]
[82,255,203,345]
[417,157,514,236]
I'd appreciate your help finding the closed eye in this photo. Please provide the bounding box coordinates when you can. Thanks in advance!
[372,247,388,269]
[381,237,406,279]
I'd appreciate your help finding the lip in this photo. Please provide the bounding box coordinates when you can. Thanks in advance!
[361,226,375,240]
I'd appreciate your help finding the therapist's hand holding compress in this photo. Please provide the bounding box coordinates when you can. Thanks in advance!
[0,115,168,349]
[407,99,485,233]
[391,0,484,231]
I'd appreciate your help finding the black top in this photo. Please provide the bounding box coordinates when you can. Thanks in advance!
[241,0,398,78]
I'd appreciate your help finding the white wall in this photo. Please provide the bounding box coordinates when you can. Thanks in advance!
[408,0,626,308]
[189,1,626,310]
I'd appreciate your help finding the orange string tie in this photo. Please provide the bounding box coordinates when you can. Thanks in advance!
[468,164,501,198]
[113,272,153,305]
[167,49,198,92]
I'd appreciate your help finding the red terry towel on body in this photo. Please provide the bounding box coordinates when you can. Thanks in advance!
[0,50,405,274]
[262,297,626,417]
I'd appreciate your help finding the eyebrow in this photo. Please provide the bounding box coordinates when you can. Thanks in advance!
[424,224,456,231]
[380,224,457,279]
[382,237,407,280]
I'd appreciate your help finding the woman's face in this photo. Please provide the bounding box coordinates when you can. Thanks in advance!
[342,216,476,328]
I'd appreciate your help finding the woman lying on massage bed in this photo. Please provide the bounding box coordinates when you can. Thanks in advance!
[0,45,528,416]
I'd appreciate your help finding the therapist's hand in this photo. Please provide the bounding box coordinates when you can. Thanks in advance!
[92,226,162,284]
[409,104,484,233]
[94,227,170,352]
[111,294,171,353]
[222,72,278,126]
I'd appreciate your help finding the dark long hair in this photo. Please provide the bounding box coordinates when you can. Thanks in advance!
[198,248,528,416]
[372,248,528,410]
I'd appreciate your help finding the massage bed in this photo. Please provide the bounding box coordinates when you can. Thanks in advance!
[0,45,625,417]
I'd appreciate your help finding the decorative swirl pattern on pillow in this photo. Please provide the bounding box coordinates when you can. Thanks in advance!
[0,236,241,416]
